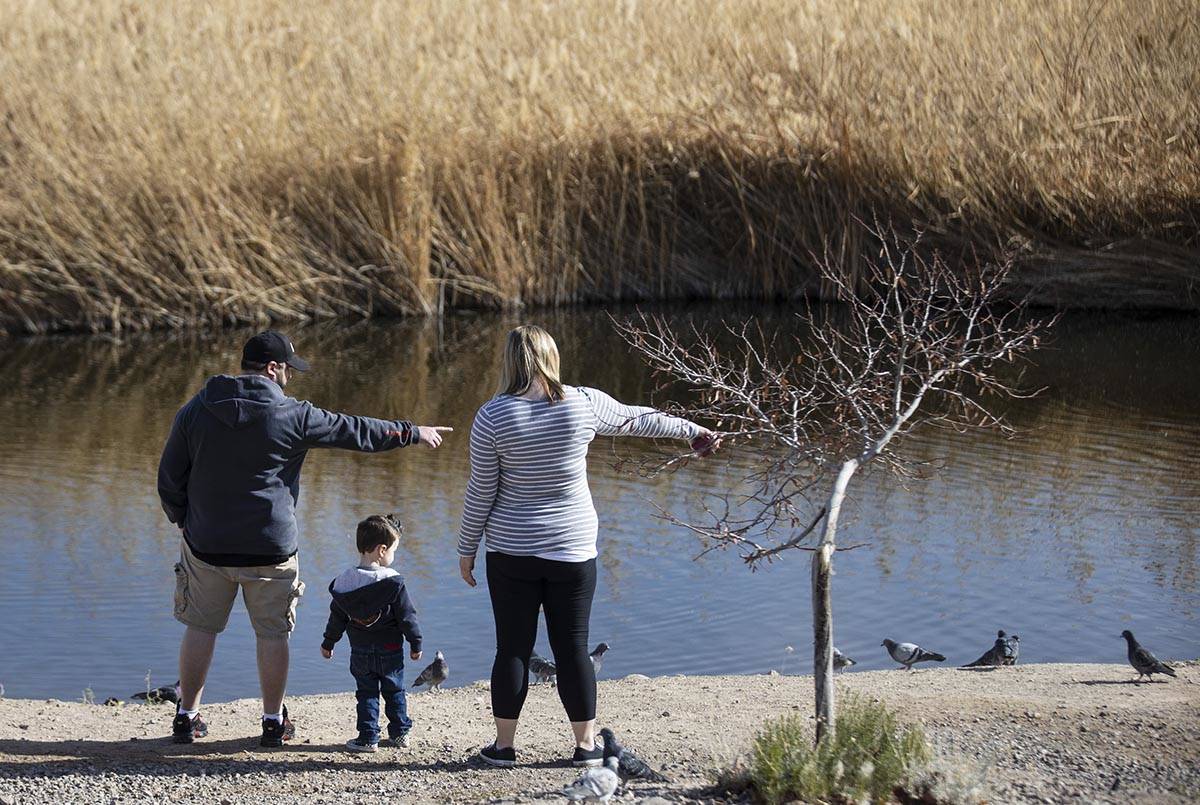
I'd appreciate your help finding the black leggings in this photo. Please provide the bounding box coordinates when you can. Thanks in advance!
[486,551,597,722]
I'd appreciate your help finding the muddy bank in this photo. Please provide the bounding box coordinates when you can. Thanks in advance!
[0,663,1197,803]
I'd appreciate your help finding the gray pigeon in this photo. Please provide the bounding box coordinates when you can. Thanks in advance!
[1002,633,1020,665]
[881,638,945,671]
[1121,630,1176,682]
[529,652,557,685]
[590,642,610,676]
[599,727,669,782]
[412,650,449,692]
[832,647,857,671]
[963,631,1008,668]
[132,681,180,704]
[562,755,620,802]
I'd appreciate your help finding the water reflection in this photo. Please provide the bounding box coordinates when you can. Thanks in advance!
[0,308,1196,701]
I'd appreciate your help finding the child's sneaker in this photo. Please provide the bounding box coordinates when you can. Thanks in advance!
[171,710,208,744]
[479,742,516,767]
[381,733,410,749]
[259,705,296,747]
[345,737,379,753]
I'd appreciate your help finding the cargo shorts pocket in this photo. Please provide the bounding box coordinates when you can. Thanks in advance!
[286,580,306,631]
[173,562,189,618]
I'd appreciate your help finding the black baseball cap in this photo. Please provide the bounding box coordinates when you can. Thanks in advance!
[242,331,310,372]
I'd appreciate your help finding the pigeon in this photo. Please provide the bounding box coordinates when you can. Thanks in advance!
[963,631,1008,668]
[529,652,557,685]
[562,755,620,802]
[599,727,669,782]
[590,642,610,676]
[881,638,945,671]
[131,681,180,704]
[413,650,449,692]
[833,647,857,671]
[1002,633,1020,665]
[1121,630,1176,682]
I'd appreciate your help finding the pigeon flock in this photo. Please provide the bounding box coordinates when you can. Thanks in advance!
[111,625,1178,802]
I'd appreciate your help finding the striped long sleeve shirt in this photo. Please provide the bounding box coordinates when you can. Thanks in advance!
[457,386,705,563]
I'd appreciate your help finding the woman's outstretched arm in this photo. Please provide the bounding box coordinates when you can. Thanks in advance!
[457,406,500,561]
[580,386,708,441]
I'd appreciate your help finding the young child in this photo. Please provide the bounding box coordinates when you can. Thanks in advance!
[321,514,423,752]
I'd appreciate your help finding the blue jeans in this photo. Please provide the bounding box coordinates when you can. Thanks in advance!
[350,648,412,743]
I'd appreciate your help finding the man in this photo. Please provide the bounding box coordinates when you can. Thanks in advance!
[157,330,450,747]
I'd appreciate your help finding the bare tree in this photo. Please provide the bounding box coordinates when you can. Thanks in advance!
[615,224,1054,742]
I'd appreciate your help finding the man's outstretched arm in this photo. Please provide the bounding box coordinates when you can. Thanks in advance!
[299,403,451,451]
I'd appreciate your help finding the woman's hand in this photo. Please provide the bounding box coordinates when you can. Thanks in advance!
[690,428,722,457]
[459,554,477,587]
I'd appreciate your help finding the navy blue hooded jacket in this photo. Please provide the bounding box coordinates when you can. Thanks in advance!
[322,573,423,653]
[157,374,417,565]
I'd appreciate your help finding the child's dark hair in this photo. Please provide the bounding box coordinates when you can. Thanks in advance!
[356,514,403,553]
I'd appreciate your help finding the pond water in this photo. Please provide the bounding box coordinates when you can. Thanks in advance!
[0,307,1197,703]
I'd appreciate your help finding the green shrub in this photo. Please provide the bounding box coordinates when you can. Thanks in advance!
[749,695,931,804]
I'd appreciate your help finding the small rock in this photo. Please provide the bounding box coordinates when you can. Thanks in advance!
[638,798,672,805]
[661,711,670,717]
[625,674,650,681]
[768,669,780,677]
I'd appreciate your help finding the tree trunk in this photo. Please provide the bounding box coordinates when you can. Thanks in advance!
[812,458,858,744]
[811,542,835,742]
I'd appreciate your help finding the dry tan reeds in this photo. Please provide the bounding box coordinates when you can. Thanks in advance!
[0,0,1197,334]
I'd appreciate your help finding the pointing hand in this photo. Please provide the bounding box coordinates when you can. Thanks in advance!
[416,426,453,448]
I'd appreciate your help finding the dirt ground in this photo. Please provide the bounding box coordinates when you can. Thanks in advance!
[1,663,1197,804]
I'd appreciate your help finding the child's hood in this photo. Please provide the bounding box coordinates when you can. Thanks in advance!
[328,574,408,621]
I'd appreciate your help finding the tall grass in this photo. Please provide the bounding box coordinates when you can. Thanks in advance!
[1,0,1197,334]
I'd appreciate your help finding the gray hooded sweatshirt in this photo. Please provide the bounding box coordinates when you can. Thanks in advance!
[157,374,417,565]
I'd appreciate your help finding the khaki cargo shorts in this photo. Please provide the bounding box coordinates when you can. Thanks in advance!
[173,539,305,639]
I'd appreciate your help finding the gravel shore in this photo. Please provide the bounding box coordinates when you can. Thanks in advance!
[1,663,1196,804]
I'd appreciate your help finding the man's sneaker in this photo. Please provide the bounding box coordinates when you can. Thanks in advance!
[171,711,208,744]
[381,733,410,749]
[260,705,296,748]
[479,742,517,768]
[571,740,603,768]
[345,737,378,753]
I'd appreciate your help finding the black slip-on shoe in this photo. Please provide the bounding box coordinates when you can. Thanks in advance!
[260,704,296,748]
[172,711,208,744]
[479,742,517,768]
[571,741,603,767]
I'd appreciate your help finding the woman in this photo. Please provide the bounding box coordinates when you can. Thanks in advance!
[457,325,719,767]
